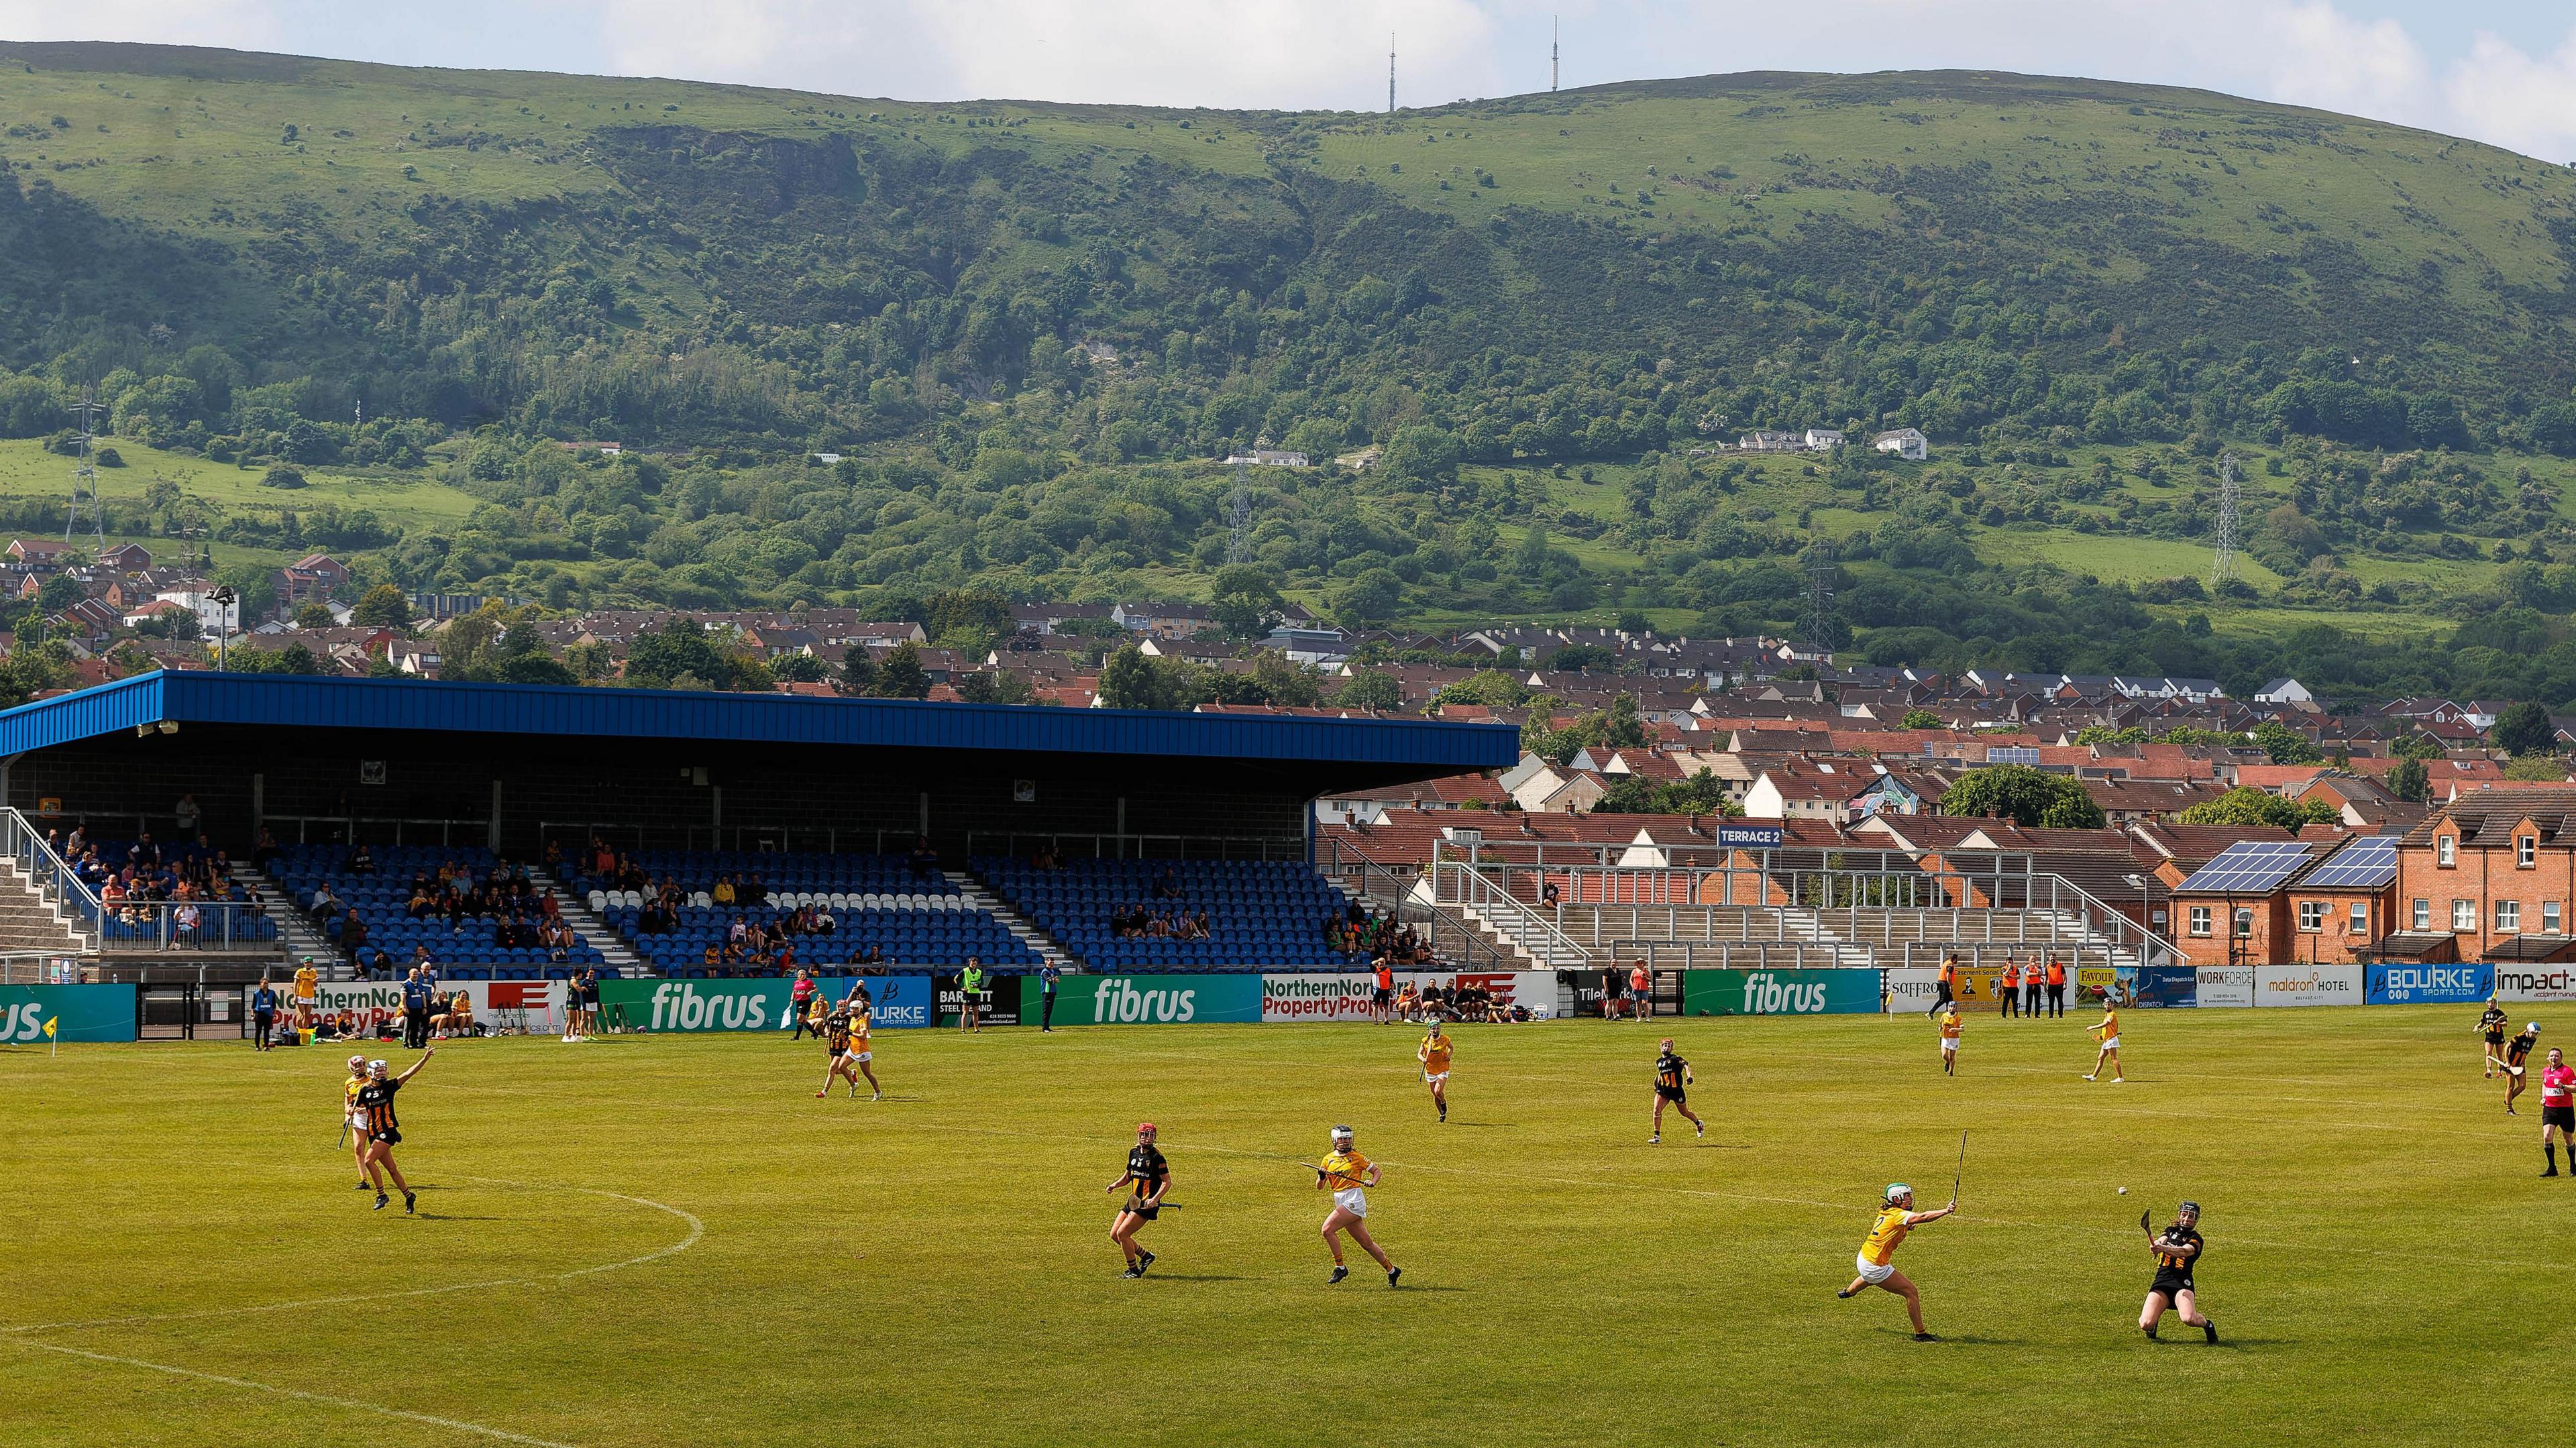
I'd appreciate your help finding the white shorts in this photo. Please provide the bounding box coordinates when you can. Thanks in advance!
[1853,1254,1894,1285]
[853,1050,871,1064]
[1423,1070,1448,1084]
[2100,1036,2120,1051]
[1330,1186,1368,1217]
[1940,1040,1957,1054]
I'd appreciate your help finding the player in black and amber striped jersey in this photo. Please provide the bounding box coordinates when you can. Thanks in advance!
[2139,1201,2216,1343]
[1650,1039,1704,1144]
[353,1047,435,1215]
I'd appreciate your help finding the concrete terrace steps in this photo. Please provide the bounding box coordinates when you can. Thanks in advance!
[531,867,643,977]
[0,860,94,956]
[947,870,1075,971]
[231,864,330,974]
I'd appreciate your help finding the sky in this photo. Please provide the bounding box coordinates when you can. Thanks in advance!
[8,1,2576,161]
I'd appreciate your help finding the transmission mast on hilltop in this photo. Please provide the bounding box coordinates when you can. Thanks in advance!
[1388,33,1396,116]
[2209,451,2241,590]
[1552,16,1559,92]
[65,386,104,551]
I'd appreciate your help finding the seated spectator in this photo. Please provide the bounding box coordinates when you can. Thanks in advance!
[434,990,475,1040]
[712,874,737,906]
[172,900,202,944]
[700,942,722,972]
[1031,842,1059,871]
[250,826,279,869]
[340,913,370,960]
[542,838,564,871]
[346,842,375,875]
[810,903,837,934]
[406,885,437,920]
[1156,867,1182,899]
[740,874,769,908]
[309,881,341,921]
[906,834,939,879]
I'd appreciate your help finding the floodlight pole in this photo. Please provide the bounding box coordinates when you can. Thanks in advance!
[211,586,236,670]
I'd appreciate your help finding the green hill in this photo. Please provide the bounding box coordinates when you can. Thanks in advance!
[8,42,2576,704]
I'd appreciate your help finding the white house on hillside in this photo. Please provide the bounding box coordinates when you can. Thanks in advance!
[1872,427,1929,461]
[1803,429,1845,451]
[2253,677,2314,706]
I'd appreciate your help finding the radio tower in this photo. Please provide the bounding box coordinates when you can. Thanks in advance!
[1388,33,1396,115]
[65,386,104,550]
[1552,15,1559,92]
[2208,451,2241,590]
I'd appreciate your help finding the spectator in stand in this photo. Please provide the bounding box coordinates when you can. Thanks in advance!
[700,942,722,973]
[172,899,202,945]
[712,874,737,906]
[741,874,769,908]
[173,793,201,836]
[341,911,370,965]
[346,842,375,876]
[542,838,564,872]
[1629,962,1652,1021]
[129,831,160,869]
[907,834,940,880]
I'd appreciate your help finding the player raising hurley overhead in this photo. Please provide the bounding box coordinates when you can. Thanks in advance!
[2480,998,2511,1078]
[1837,1181,1957,1341]
[1107,1122,1169,1277]
[2504,1022,2540,1115]
[353,1048,433,1215]
[1315,1125,1399,1287]
[1418,1025,1453,1123]
[1650,1038,1705,1144]
[2139,1201,2217,1343]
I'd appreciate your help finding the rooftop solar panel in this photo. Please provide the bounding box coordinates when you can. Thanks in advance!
[2176,840,2316,893]
[2299,834,2400,890]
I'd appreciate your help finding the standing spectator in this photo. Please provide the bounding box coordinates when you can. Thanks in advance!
[1038,962,1061,1033]
[1373,960,1395,1023]
[250,975,278,1051]
[2045,956,2068,1018]
[400,966,433,1050]
[1629,961,1652,1021]
[1602,966,1625,1021]
[959,957,985,1034]
[1998,959,2021,1019]
[173,793,202,836]
[2023,959,2045,1019]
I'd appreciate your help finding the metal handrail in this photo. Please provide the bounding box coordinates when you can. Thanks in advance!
[965,832,1307,862]
[1431,858,1593,968]
[1609,940,1851,970]
[3,807,105,931]
[1318,843,1514,973]
[5,807,278,954]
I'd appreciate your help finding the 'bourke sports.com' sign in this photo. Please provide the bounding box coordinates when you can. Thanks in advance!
[2365,964,2494,1005]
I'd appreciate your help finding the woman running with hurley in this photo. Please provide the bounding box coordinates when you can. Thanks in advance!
[1315,1125,1399,1286]
[1106,1121,1169,1277]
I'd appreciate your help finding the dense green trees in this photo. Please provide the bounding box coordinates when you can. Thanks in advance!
[1941,765,2107,830]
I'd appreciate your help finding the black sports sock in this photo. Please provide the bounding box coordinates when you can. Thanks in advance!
[2201,1319,2217,1343]
[2143,1324,2157,1339]
[2548,1142,2559,1172]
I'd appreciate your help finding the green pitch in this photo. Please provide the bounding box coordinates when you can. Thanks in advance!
[3,1006,2565,1446]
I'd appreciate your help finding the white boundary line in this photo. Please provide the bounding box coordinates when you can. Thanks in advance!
[9,1341,579,1447]
[3,1180,702,1337]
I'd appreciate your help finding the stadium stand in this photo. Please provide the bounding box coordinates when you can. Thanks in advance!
[569,849,1041,974]
[267,845,606,979]
[972,856,1354,970]
[66,832,278,949]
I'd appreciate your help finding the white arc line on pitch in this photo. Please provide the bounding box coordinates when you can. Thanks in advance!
[7,1341,579,1447]
[0,1182,703,1337]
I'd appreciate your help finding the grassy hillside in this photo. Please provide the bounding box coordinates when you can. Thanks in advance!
[7,44,2576,701]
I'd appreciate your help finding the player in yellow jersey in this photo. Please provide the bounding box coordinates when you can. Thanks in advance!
[1837,1182,1957,1340]
[1937,1003,1963,1076]
[846,999,882,1101]
[341,1054,374,1190]
[1417,1026,1453,1123]
[2086,998,2123,1082]
[1314,1125,1399,1287]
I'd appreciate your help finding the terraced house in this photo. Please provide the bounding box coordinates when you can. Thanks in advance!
[2387,788,2576,966]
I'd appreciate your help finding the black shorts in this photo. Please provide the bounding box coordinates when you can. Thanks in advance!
[2544,1104,2575,1130]
[254,1011,274,1029]
[2487,1034,2506,1048]
[1373,988,1391,1005]
[2150,1269,2195,1298]
[369,1127,402,1146]
[1122,1199,1160,1221]
[1656,1086,1686,1104]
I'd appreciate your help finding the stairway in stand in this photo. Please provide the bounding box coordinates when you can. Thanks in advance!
[0,858,95,960]
[533,869,645,977]
[232,865,329,974]
[947,871,1077,972]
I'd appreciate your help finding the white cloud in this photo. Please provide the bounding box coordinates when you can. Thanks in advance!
[2441,27,2576,162]
[0,0,284,50]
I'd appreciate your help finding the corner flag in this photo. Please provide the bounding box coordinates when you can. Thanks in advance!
[43,1015,56,1056]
